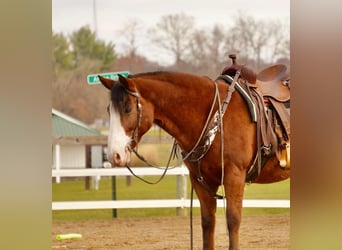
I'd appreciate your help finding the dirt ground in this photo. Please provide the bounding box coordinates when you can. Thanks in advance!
[52,214,289,249]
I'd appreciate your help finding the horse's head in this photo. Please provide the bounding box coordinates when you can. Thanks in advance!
[99,75,154,167]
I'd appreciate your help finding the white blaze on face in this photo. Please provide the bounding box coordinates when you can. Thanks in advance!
[107,103,131,166]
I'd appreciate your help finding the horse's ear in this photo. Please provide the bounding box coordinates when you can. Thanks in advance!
[118,74,136,92]
[98,75,114,90]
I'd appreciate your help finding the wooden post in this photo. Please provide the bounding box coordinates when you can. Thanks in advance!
[55,144,61,183]
[176,173,187,216]
[176,147,187,216]
[85,145,91,190]
[112,176,117,218]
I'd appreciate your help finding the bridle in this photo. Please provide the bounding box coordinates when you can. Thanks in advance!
[124,88,142,149]
[120,87,178,185]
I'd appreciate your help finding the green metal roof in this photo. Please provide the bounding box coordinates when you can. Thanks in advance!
[52,108,101,136]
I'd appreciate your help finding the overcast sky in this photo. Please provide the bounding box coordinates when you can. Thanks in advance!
[52,0,290,65]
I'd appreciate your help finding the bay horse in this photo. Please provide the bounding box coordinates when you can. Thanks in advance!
[98,69,290,249]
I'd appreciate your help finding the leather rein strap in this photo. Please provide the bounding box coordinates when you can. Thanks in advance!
[188,70,240,250]
[181,69,241,199]
[181,69,241,162]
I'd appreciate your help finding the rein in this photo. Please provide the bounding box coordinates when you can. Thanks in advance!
[123,88,178,185]
[182,70,240,162]
[189,70,241,249]
[181,70,241,198]
[181,81,220,161]
[125,140,178,185]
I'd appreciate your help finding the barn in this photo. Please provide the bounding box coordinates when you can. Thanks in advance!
[52,108,107,183]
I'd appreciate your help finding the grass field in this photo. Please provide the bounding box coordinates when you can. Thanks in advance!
[52,175,290,221]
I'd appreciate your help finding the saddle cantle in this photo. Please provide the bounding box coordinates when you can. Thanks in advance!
[222,54,290,102]
[220,54,290,181]
[256,64,290,102]
[257,64,287,82]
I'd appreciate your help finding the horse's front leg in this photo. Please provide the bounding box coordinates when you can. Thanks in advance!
[224,165,246,250]
[191,176,217,250]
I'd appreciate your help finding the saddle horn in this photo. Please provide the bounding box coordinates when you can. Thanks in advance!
[221,54,257,84]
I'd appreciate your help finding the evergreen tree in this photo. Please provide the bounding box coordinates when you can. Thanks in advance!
[69,25,116,70]
[52,32,73,77]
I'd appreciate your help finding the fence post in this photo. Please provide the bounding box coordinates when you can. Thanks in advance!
[176,173,187,216]
[85,145,91,190]
[112,176,117,218]
[55,144,61,183]
[176,146,187,216]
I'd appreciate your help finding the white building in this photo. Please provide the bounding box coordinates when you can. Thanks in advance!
[52,108,107,184]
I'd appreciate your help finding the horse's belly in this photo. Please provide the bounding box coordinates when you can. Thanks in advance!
[251,156,290,184]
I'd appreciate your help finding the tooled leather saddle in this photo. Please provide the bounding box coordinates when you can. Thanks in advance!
[220,54,290,182]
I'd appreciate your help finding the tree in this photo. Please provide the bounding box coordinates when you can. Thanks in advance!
[69,25,116,70]
[117,19,143,71]
[268,20,290,61]
[188,28,209,69]
[225,13,289,69]
[52,26,117,123]
[207,25,227,70]
[149,13,195,69]
[92,40,116,70]
[52,32,74,77]
[188,25,227,77]
[52,58,109,124]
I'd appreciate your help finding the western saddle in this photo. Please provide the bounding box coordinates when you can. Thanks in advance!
[220,54,290,180]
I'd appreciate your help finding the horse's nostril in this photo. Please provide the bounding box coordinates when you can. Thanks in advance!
[113,153,121,165]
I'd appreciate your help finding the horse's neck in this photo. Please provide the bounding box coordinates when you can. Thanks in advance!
[136,76,214,150]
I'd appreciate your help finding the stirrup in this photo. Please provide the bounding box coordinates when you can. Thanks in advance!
[279,144,290,169]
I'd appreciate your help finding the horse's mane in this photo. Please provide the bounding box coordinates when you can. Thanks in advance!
[129,71,190,79]
[129,71,213,88]
[112,72,195,112]
[129,71,169,78]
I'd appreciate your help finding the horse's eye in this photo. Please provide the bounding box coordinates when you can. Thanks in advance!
[106,105,110,114]
[123,101,132,114]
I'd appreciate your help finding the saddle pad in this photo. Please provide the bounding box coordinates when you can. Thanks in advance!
[217,75,258,122]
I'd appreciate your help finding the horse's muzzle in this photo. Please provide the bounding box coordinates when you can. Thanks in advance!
[110,146,131,167]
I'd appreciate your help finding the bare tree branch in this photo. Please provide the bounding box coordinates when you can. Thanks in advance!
[149,13,195,68]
